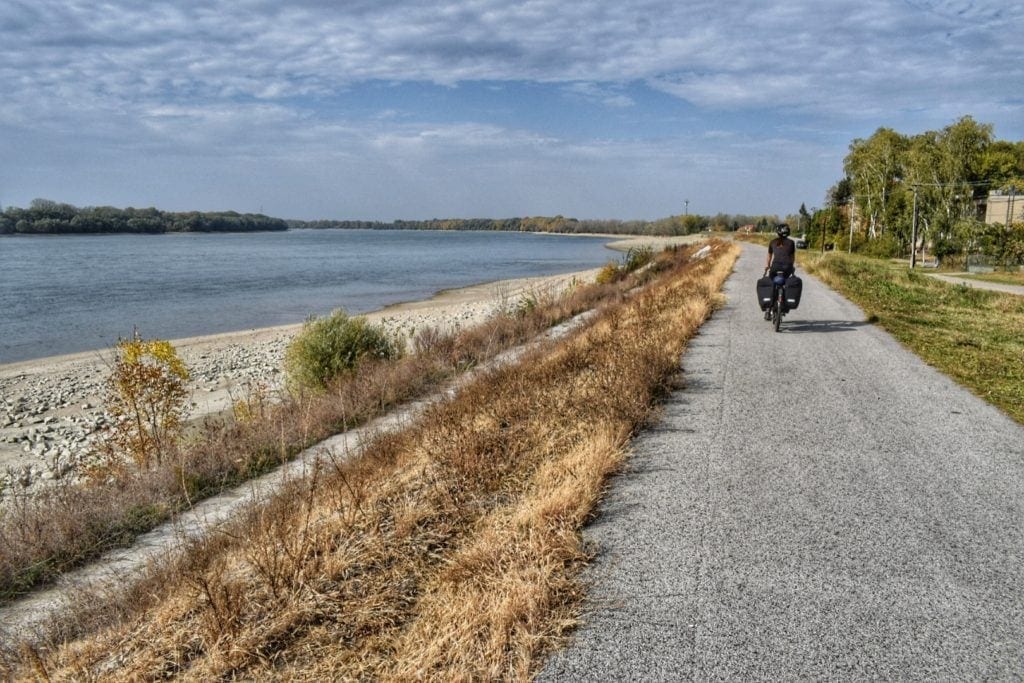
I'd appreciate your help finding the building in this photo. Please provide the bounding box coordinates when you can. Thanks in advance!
[984,190,1024,225]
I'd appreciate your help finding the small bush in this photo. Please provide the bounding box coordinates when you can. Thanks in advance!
[595,261,622,285]
[858,232,902,259]
[99,334,190,470]
[623,245,654,272]
[284,310,401,391]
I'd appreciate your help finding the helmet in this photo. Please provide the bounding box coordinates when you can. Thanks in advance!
[776,224,791,237]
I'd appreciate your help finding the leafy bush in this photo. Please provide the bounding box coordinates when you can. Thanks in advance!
[595,246,657,285]
[284,310,400,391]
[858,232,902,259]
[99,334,190,470]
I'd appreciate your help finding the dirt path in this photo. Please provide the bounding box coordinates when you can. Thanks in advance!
[926,272,1024,296]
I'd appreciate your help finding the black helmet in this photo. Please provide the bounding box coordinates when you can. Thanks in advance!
[776,224,791,237]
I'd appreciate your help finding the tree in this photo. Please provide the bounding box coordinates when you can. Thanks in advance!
[844,128,908,238]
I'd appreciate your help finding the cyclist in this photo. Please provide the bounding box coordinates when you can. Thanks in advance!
[764,224,796,320]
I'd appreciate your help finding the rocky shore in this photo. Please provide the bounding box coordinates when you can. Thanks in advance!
[0,268,600,496]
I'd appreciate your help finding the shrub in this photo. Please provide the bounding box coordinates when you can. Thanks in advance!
[595,261,622,285]
[99,334,190,470]
[284,310,400,391]
[858,232,902,259]
[623,245,654,272]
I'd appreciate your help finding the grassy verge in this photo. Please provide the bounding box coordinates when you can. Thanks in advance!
[803,252,1024,425]
[2,241,738,680]
[0,268,640,606]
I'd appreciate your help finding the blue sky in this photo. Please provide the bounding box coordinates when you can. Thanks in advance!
[1,0,1021,221]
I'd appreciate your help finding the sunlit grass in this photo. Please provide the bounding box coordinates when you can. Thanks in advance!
[1,242,740,681]
[803,252,1024,425]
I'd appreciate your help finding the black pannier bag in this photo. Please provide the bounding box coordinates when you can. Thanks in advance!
[756,276,773,311]
[784,275,803,310]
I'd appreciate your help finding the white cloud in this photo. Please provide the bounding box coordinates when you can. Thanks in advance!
[0,0,1021,219]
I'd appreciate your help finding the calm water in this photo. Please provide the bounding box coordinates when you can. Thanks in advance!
[0,229,613,364]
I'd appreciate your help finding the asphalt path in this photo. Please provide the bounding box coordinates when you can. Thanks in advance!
[541,243,1024,680]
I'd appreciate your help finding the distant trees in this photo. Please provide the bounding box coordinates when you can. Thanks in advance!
[287,212,791,237]
[820,116,1024,264]
[0,201,288,235]
[2,200,790,243]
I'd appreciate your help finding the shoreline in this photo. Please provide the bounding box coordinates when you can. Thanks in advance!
[0,266,602,492]
[0,232,706,493]
[0,232,705,374]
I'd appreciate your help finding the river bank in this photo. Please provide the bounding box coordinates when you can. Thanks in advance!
[0,267,600,494]
[0,232,709,494]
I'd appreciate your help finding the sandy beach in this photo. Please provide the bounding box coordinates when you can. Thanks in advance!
[0,232,709,494]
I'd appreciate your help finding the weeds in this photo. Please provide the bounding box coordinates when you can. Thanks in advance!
[0,259,641,607]
[595,245,655,285]
[0,240,739,680]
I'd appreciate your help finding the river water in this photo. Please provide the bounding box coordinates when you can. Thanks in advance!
[0,229,614,364]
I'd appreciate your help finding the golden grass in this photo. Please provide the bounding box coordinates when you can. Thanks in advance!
[1,241,739,681]
[0,269,628,606]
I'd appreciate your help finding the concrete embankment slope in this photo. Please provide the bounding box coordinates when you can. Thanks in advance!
[542,243,1024,679]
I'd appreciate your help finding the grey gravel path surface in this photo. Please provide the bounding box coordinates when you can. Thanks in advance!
[541,244,1024,680]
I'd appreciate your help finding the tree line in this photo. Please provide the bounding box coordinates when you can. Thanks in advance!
[288,212,783,236]
[1,200,784,241]
[807,116,1024,266]
[0,199,288,235]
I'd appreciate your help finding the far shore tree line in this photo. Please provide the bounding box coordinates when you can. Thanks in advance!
[0,198,781,239]
[803,115,1024,268]
[0,199,288,235]
[285,213,783,236]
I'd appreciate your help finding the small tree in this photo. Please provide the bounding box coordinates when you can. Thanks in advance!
[102,334,190,470]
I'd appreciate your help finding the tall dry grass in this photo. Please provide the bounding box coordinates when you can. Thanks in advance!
[0,270,630,606]
[1,240,738,681]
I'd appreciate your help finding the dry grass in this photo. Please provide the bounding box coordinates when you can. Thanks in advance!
[1,241,739,681]
[0,271,630,606]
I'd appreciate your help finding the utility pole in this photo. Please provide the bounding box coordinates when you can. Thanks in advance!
[910,186,919,269]
[848,197,855,254]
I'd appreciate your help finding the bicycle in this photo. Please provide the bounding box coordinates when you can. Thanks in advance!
[766,270,788,332]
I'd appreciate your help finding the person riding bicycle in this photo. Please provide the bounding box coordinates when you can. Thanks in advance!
[765,223,796,278]
[764,224,796,320]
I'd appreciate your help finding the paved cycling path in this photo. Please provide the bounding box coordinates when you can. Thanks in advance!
[542,244,1024,679]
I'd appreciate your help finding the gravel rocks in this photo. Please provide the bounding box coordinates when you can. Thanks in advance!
[0,268,598,497]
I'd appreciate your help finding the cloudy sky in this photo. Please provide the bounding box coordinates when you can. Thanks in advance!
[1,0,1021,221]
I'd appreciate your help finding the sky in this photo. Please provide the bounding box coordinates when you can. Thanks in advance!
[1,0,1021,222]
